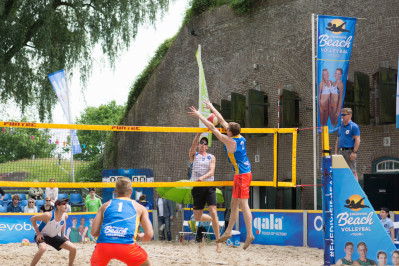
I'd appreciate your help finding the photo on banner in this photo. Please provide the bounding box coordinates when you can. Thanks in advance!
[317,15,357,133]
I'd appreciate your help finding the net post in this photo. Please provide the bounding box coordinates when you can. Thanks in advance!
[291,129,297,186]
[322,126,330,156]
[321,125,334,265]
[273,131,278,187]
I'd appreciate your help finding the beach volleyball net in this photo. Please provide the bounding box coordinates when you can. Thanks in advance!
[0,121,297,189]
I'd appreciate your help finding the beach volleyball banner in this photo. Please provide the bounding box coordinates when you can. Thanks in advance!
[330,156,397,265]
[396,55,399,129]
[307,212,323,248]
[0,212,153,244]
[242,211,303,246]
[317,15,357,133]
[0,214,36,244]
[196,45,213,146]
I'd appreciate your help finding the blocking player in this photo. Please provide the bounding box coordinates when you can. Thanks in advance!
[188,101,255,250]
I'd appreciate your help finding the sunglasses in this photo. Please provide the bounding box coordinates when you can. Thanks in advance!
[341,114,349,116]
[45,200,51,202]
[199,141,208,145]
[28,201,34,203]
[59,202,67,206]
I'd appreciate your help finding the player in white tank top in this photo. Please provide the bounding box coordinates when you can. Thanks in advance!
[189,133,221,253]
[191,153,215,181]
[30,198,76,266]
[39,211,67,237]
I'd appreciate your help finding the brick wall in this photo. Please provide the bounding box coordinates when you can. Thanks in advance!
[108,0,399,210]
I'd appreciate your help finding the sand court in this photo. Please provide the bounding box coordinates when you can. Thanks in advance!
[0,241,323,265]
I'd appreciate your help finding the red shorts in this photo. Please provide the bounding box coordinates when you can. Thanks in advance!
[233,172,252,199]
[91,243,148,266]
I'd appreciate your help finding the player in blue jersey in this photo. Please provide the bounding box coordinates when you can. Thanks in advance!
[30,198,76,266]
[90,177,153,266]
[189,101,255,250]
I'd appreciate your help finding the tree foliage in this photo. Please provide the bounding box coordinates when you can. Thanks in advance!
[75,100,124,161]
[0,125,56,163]
[123,35,176,122]
[0,0,171,121]
[183,0,255,25]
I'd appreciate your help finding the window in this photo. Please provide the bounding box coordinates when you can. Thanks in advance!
[345,72,371,125]
[354,72,370,125]
[375,68,397,124]
[374,158,399,173]
[281,89,300,127]
[231,92,246,128]
[221,93,246,128]
[248,89,268,128]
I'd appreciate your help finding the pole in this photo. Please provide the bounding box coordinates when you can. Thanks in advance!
[64,68,75,182]
[277,83,280,129]
[312,14,317,210]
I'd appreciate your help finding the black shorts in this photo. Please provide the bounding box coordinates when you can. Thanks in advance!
[192,187,217,210]
[35,234,68,251]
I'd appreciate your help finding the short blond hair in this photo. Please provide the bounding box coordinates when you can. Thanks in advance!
[342,108,352,115]
[115,177,132,196]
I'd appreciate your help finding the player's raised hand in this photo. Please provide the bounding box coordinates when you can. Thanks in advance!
[203,100,213,109]
[188,106,201,118]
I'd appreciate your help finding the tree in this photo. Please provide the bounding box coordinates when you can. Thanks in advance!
[0,0,171,121]
[0,126,56,163]
[74,100,124,161]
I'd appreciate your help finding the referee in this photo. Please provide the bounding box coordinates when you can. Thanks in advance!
[335,108,361,181]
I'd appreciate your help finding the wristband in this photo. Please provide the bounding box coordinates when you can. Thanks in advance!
[352,150,357,154]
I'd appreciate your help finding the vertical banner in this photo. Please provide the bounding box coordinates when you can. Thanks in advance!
[48,69,81,155]
[396,55,399,129]
[317,15,357,133]
[195,45,212,146]
[330,156,397,265]
[48,69,71,123]
[71,129,82,155]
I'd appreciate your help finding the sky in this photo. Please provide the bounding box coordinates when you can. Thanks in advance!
[1,0,189,124]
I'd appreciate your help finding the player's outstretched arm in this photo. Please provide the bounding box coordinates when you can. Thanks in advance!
[204,100,228,130]
[189,133,201,163]
[188,106,235,148]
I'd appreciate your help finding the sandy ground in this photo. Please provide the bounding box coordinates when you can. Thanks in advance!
[0,241,324,265]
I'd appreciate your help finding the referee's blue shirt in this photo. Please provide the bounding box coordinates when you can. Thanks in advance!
[337,120,360,148]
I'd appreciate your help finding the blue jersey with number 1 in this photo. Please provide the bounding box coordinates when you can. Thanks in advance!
[224,135,251,175]
[97,198,139,244]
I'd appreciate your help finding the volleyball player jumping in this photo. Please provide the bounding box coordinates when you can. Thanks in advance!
[189,100,255,250]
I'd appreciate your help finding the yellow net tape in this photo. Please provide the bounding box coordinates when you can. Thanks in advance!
[0,180,277,188]
[0,121,296,134]
[0,121,297,188]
